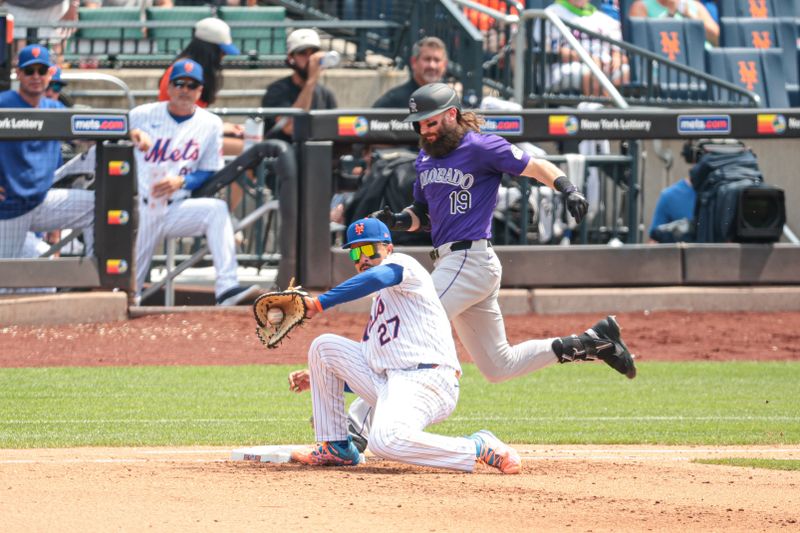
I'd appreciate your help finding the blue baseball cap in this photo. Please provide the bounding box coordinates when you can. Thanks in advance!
[342,218,393,249]
[18,45,52,69]
[50,66,66,84]
[169,59,204,84]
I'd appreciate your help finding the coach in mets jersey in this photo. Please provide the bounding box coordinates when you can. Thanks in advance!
[289,217,521,473]
[374,83,637,383]
[0,45,94,259]
[129,59,259,306]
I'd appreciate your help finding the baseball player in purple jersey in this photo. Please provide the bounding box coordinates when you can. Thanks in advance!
[0,45,94,259]
[128,59,259,305]
[374,83,636,383]
[289,218,521,473]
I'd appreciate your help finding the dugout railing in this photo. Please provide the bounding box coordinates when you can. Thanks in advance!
[0,109,136,293]
[289,107,799,289]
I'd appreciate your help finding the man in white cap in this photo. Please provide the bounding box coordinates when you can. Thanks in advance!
[260,28,338,143]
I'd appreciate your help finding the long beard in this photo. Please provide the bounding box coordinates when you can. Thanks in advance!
[419,124,466,158]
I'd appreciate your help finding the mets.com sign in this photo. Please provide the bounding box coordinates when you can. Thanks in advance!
[71,115,128,135]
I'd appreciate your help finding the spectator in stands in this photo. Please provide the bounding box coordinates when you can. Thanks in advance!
[261,28,338,143]
[0,45,94,259]
[4,0,77,44]
[158,17,243,155]
[44,66,74,107]
[129,59,261,306]
[629,0,719,46]
[542,0,630,96]
[648,177,696,243]
[372,37,448,108]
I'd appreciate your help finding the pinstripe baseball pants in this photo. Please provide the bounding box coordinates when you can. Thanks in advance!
[135,197,239,298]
[307,333,477,472]
[0,189,94,258]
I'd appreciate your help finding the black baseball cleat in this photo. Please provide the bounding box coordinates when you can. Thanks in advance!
[584,315,637,379]
[552,315,637,379]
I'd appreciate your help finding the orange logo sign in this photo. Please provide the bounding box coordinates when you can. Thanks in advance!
[738,60,759,90]
[751,31,771,49]
[31,46,41,58]
[660,31,680,61]
[355,223,365,235]
[185,62,194,72]
[748,0,768,18]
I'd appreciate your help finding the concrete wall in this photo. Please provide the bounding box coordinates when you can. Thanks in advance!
[66,67,409,110]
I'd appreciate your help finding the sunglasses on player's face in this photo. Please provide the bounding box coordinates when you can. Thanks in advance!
[171,79,201,90]
[23,65,49,77]
[349,243,383,262]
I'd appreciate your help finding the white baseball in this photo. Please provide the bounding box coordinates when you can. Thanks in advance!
[267,307,284,325]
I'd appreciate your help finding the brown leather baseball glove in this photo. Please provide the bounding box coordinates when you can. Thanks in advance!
[253,279,309,348]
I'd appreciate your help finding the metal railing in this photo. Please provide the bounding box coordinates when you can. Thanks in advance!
[510,10,760,108]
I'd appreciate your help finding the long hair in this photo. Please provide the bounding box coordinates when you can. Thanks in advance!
[177,39,224,106]
[457,110,484,134]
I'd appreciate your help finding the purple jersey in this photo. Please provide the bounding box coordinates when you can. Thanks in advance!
[412,131,531,248]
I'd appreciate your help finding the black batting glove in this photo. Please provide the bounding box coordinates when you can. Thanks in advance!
[553,176,589,224]
[566,190,588,224]
[369,205,397,229]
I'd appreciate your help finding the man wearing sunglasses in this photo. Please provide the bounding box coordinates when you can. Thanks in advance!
[126,59,260,306]
[287,217,521,474]
[0,45,95,259]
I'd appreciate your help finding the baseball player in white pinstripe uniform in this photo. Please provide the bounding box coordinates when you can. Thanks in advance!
[128,59,259,305]
[290,217,521,473]
[0,45,94,260]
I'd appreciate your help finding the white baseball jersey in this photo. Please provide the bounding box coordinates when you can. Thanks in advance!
[128,103,237,298]
[129,101,224,198]
[361,252,460,375]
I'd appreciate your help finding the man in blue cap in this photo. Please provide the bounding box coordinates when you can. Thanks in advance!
[126,58,260,306]
[0,45,95,259]
[287,217,522,474]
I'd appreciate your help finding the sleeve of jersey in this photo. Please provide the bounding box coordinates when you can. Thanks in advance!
[317,263,404,310]
[484,134,531,176]
[182,170,214,191]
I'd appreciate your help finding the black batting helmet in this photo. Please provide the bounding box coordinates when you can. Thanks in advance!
[403,82,461,124]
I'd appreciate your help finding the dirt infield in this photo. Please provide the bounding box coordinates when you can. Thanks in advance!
[2,310,800,366]
[2,310,800,531]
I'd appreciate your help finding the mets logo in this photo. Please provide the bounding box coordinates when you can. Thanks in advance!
[355,223,365,235]
[184,62,195,73]
[738,60,759,91]
[409,98,418,113]
[660,31,680,61]
[31,46,42,58]
[748,0,768,18]
[751,31,771,49]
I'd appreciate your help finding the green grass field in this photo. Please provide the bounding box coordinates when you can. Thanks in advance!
[1,361,798,448]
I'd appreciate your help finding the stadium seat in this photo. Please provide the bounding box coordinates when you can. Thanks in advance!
[65,7,148,66]
[218,6,286,61]
[146,6,213,56]
[706,47,789,107]
[717,0,798,19]
[628,18,707,98]
[720,17,799,105]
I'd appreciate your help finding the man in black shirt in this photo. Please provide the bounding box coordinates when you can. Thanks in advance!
[372,37,448,108]
[261,28,338,142]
